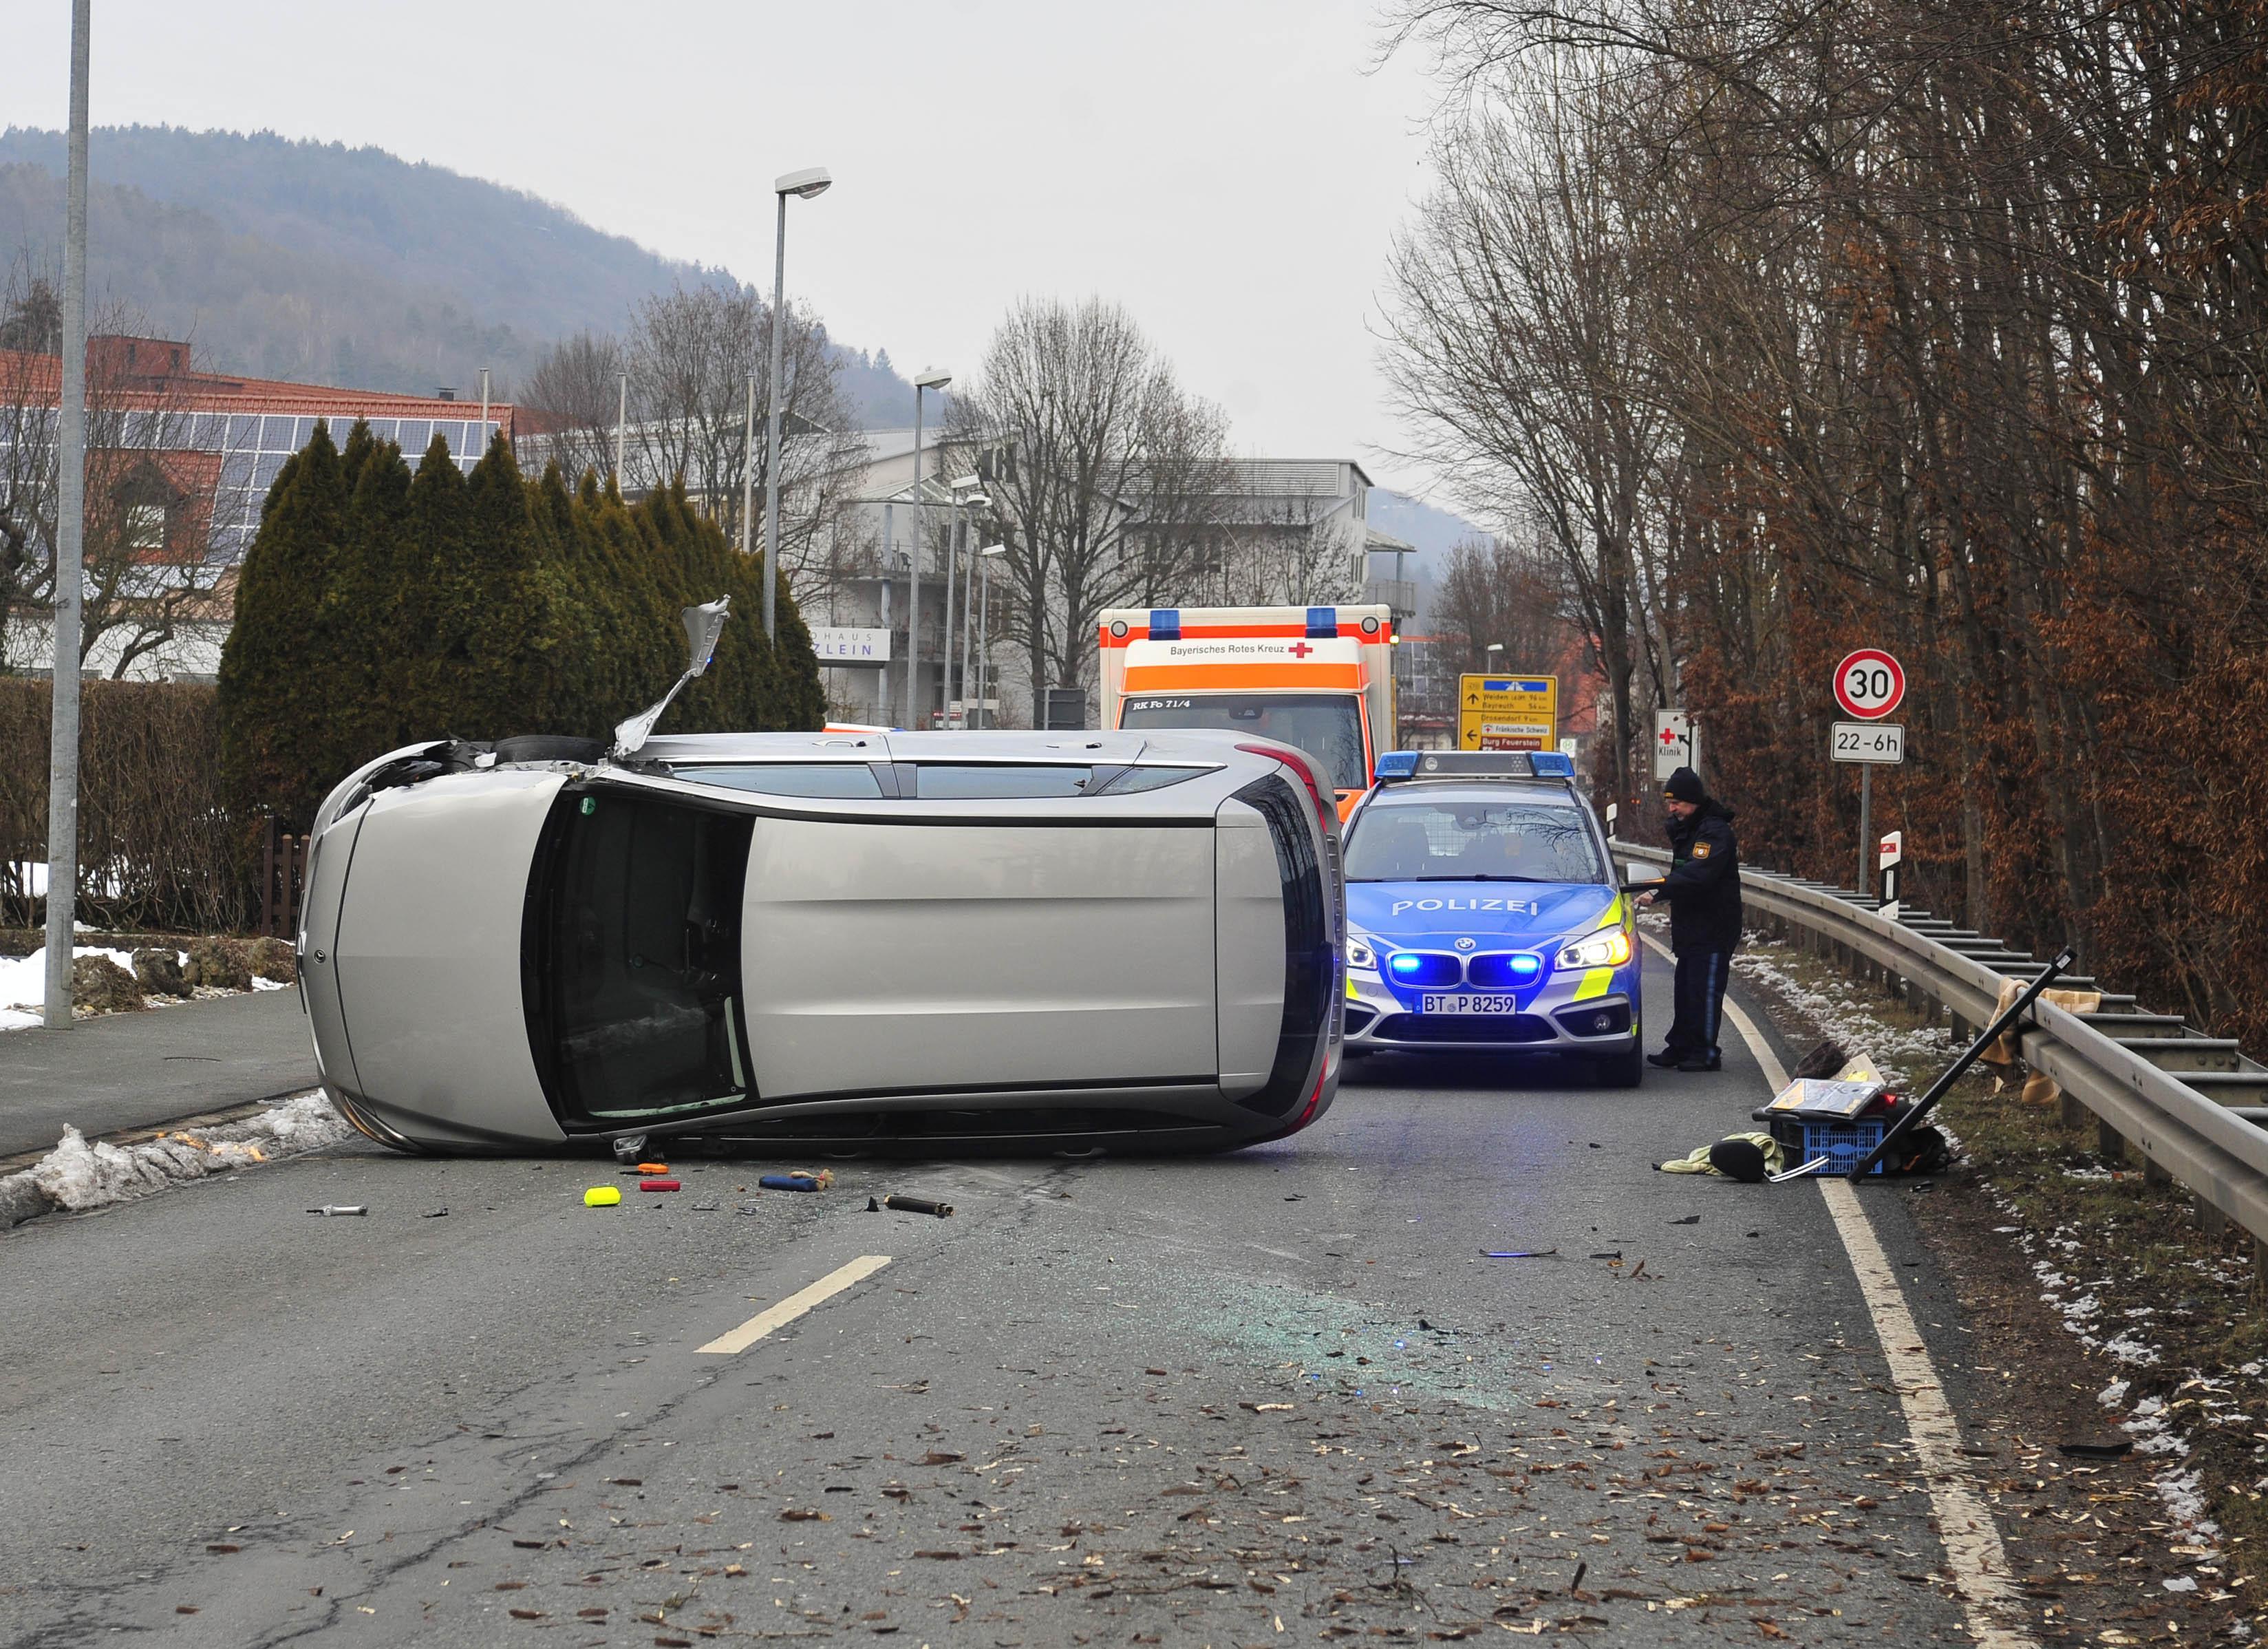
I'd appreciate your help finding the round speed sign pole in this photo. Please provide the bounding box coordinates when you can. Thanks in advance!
[1832,649,1905,897]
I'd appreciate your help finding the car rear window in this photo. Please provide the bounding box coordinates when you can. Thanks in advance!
[910,765,1097,799]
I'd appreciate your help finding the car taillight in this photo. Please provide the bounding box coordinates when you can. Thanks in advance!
[1237,742,1334,836]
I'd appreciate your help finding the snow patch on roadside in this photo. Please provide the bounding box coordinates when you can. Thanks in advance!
[0,945,151,1029]
[1729,935,1960,1088]
[2,1092,352,1226]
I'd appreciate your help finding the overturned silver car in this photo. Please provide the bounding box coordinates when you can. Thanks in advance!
[295,610,1343,1155]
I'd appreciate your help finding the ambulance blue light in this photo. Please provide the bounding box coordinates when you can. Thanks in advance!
[1529,752,1574,777]
[1305,606,1336,638]
[1149,608,1181,641]
[1375,752,1420,780]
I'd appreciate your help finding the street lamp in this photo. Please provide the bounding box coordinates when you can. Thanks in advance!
[976,544,1007,728]
[945,478,987,721]
[906,366,952,727]
[762,164,831,648]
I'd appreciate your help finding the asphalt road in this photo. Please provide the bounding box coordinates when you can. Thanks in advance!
[0,947,1983,1646]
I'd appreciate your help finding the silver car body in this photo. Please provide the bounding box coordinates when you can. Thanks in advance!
[298,730,1342,1154]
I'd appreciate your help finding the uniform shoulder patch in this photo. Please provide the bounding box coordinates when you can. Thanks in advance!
[1691,842,1711,859]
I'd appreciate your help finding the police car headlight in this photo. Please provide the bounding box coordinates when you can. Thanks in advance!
[1554,928,1632,970]
[1347,936,1378,972]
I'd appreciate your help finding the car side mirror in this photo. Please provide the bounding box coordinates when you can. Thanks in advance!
[612,595,732,759]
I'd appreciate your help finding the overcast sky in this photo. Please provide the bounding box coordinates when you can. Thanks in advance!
[17,1,1451,493]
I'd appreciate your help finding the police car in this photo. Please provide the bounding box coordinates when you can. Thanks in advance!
[1340,750,1642,1085]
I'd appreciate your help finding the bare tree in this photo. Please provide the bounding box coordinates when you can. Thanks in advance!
[946,297,1234,712]
[1431,526,1574,675]
[0,259,229,679]
[519,330,625,487]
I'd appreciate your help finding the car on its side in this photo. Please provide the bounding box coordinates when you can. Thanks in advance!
[297,715,1345,1156]
[1338,751,1642,1084]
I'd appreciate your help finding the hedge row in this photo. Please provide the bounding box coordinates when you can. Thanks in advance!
[0,679,252,933]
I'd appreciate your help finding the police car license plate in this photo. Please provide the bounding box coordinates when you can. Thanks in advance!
[1420,993,1521,1014]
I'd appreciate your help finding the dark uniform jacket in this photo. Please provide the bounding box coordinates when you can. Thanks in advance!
[1661,798,1742,954]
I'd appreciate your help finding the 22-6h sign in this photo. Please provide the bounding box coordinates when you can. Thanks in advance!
[1833,649,1905,721]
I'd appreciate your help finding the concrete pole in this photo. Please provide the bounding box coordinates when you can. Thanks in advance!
[941,494,959,723]
[612,373,628,492]
[763,191,789,646]
[906,387,926,729]
[478,368,491,452]
[740,375,758,555]
[43,1,90,1030]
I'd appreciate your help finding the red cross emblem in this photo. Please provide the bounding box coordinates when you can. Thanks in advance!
[1287,641,1314,659]
[1659,725,1678,745]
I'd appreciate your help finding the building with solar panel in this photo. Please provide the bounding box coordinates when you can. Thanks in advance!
[0,334,511,680]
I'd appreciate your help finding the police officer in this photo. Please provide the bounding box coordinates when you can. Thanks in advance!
[1635,766,1741,1072]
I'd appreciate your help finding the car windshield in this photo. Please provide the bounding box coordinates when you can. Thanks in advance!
[1115,693,1366,792]
[1345,798,1604,884]
[536,789,755,1125]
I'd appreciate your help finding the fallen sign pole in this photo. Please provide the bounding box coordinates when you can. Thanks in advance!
[1848,944,2077,1181]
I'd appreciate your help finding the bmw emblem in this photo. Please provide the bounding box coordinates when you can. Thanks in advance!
[1455,937,1477,951]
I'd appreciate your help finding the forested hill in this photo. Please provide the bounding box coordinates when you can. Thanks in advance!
[0,126,914,422]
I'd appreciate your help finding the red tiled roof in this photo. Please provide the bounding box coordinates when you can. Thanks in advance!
[0,338,515,432]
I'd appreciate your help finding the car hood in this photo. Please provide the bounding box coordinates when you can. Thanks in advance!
[331,769,566,1148]
[1347,881,1618,949]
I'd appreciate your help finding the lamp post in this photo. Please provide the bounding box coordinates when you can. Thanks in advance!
[945,478,987,722]
[976,544,1006,728]
[764,165,831,646]
[906,367,952,727]
[612,372,627,492]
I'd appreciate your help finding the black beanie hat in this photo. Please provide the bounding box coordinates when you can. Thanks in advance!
[1665,766,1705,803]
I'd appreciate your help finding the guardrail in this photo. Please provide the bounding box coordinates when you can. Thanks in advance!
[1614,839,2268,1267]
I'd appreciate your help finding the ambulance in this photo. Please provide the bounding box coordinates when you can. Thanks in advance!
[1098,604,1396,819]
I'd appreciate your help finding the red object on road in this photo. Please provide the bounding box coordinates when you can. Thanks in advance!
[639,1179,681,1192]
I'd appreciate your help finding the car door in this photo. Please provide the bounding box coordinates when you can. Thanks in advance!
[738,806,1219,1099]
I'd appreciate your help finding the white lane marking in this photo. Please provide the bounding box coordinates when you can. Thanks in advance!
[696,1255,892,1355]
[1640,932,2036,1647]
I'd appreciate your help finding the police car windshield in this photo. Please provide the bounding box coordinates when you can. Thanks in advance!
[1116,694,1365,793]
[1345,798,1604,884]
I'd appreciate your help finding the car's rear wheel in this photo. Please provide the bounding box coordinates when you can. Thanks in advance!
[1590,1044,1644,1087]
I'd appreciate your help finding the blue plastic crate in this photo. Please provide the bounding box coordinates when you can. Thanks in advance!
[1787,1116,1888,1176]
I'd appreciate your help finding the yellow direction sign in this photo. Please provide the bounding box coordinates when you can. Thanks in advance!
[1458,673,1558,751]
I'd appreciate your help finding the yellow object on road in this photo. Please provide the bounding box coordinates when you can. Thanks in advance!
[584,1185,622,1207]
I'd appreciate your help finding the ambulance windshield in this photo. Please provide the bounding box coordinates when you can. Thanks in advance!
[1117,693,1366,791]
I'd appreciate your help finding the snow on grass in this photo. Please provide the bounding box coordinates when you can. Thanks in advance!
[0,945,149,1028]
[1,1092,352,1228]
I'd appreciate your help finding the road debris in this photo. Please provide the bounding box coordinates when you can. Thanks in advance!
[638,1179,681,1192]
[1479,1248,1557,1259]
[307,1204,367,1217]
[875,1193,953,1217]
[582,1186,621,1207]
[760,1172,832,1193]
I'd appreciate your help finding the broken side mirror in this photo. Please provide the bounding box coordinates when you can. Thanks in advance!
[611,595,731,759]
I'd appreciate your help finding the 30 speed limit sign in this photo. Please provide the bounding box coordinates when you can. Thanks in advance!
[1832,649,1905,721]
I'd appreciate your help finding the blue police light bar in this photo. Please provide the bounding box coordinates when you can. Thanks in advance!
[1376,750,1574,782]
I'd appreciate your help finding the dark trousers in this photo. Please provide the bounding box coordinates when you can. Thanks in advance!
[1666,948,1731,1063]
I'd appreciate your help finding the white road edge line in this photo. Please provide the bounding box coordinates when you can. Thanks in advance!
[696,1255,892,1356]
[1640,932,2035,1648]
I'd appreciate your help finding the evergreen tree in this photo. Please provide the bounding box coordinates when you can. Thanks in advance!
[323,430,415,764]
[217,421,350,828]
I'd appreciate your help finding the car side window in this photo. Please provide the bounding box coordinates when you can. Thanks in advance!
[1088,765,1209,796]
[671,763,886,799]
[910,765,1095,799]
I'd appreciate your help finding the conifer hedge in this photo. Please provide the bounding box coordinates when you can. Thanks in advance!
[219,421,823,827]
